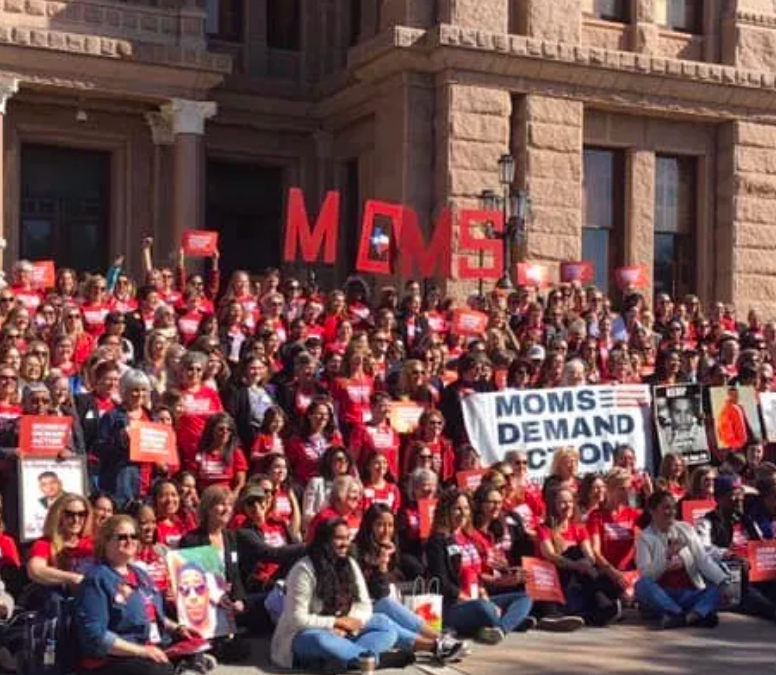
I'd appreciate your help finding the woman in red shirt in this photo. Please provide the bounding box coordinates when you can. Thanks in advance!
[349,392,400,475]
[175,351,224,466]
[57,309,95,368]
[153,479,191,549]
[0,495,21,596]
[189,412,248,496]
[404,410,454,482]
[538,488,619,626]
[331,344,374,439]
[588,468,641,599]
[133,503,173,604]
[361,451,401,514]
[249,405,287,472]
[658,452,688,500]
[27,494,94,606]
[262,452,302,540]
[305,475,363,544]
[286,396,343,486]
[80,275,112,337]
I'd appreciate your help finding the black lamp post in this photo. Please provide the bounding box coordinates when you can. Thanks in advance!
[478,154,532,290]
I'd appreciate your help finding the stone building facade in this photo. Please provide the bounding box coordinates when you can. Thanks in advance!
[1,0,776,312]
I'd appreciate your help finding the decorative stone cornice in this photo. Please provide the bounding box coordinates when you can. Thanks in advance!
[734,10,776,28]
[0,75,18,114]
[145,110,174,145]
[161,98,217,135]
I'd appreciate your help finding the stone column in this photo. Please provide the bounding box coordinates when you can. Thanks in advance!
[631,0,660,54]
[160,99,217,250]
[145,110,175,259]
[625,149,655,301]
[515,94,583,266]
[0,76,18,279]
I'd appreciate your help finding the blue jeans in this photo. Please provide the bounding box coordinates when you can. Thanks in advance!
[292,614,398,668]
[443,592,533,636]
[113,465,140,507]
[635,577,720,617]
[373,597,423,649]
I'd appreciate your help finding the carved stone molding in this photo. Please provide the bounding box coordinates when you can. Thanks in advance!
[0,74,18,114]
[145,110,174,145]
[161,98,217,135]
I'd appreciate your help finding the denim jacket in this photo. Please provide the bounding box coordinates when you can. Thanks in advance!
[75,561,168,658]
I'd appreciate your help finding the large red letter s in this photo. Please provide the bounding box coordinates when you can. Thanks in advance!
[283,188,340,264]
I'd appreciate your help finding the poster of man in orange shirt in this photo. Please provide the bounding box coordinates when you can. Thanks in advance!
[710,386,762,451]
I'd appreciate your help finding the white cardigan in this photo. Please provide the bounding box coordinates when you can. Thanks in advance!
[636,521,729,589]
[270,556,373,669]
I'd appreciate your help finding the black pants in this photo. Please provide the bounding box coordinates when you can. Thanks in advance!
[80,658,174,675]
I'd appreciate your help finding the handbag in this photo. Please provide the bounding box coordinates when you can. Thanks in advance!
[400,577,443,632]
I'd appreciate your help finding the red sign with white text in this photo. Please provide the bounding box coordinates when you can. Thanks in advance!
[681,500,716,527]
[182,230,219,257]
[615,265,649,290]
[31,261,56,289]
[418,498,437,541]
[748,540,776,582]
[516,262,551,288]
[523,557,566,603]
[451,309,488,337]
[18,416,73,457]
[456,469,487,492]
[129,421,179,465]
[560,261,594,284]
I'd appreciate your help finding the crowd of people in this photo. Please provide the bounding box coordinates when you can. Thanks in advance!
[0,240,773,674]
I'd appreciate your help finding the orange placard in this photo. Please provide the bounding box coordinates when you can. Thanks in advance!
[456,469,487,492]
[418,498,437,541]
[129,421,179,465]
[748,540,776,582]
[622,570,640,602]
[182,230,219,257]
[494,368,508,390]
[523,557,566,604]
[31,261,55,289]
[615,265,649,290]
[516,262,551,288]
[451,309,488,337]
[18,416,73,457]
[680,500,716,527]
[388,401,424,435]
[560,261,594,284]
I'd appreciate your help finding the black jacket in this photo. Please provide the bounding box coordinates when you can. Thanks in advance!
[425,532,463,605]
[235,523,306,592]
[179,528,247,602]
[74,393,101,456]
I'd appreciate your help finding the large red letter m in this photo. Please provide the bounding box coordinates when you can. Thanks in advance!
[283,188,340,264]
[397,209,453,279]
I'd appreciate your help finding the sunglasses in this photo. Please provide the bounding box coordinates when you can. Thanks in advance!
[112,533,139,542]
[0,298,12,303]
[418,454,433,460]
[245,497,268,507]
[514,460,528,466]
[0,375,15,383]
[179,584,207,597]
[63,510,87,520]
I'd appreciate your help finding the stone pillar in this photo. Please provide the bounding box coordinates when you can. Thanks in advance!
[145,111,176,260]
[0,76,18,280]
[717,120,776,316]
[625,149,656,300]
[436,0,509,33]
[631,0,660,54]
[160,99,217,250]
[515,95,583,267]
[516,0,581,42]
[438,81,512,298]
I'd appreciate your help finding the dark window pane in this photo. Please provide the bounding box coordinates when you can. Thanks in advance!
[668,0,700,33]
[594,0,628,22]
[267,0,300,50]
[584,149,615,230]
[582,228,611,294]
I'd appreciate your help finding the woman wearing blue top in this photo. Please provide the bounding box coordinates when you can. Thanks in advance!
[74,514,201,675]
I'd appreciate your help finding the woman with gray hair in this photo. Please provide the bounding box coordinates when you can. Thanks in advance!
[95,369,152,506]
[397,467,439,578]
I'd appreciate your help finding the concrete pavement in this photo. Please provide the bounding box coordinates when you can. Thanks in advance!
[213,612,776,674]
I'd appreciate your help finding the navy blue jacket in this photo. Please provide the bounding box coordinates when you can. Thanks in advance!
[75,561,168,658]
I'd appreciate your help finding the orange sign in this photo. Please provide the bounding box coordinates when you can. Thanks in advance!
[516,262,551,288]
[615,265,649,290]
[560,261,594,284]
[388,402,424,435]
[621,570,640,602]
[129,421,179,465]
[418,498,437,541]
[748,540,776,582]
[182,230,219,257]
[18,416,73,457]
[31,261,56,289]
[451,309,488,336]
[456,469,487,492]
[494,368,508,390]
[681,500,715,527]
[523,557,566,604]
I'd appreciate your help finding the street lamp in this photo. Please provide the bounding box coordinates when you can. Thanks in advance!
[479,154,531,290]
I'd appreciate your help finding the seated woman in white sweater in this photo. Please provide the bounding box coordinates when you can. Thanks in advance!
[635,489,730,629]
[271,517,413,673]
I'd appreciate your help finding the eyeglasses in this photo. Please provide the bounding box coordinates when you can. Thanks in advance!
[0,375,15,383]
[179,584,207,597]
[63,510,87,520]
[30,397,51,405]
[0,298,13,303]
[418,454,433,461]
[333,455,349,463]
[112,533,139,543]
[514,460,528,466]
[245,497,268,508]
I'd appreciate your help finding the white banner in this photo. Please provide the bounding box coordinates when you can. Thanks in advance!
[462,385,653,479]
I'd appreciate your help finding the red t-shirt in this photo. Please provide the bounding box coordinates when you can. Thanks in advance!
[80,302,111,336]
[362,482,401,513]
[0,533,20,568]
[156,517,187,549]
[191,448,248,490]
[29,536,94,573]
[176,386,223,464]
[135,545,170,592]
[332,376,374,426]
[587,505,641,571]
[306,507,361,543]
[249,434,285,467]
[271,488,294,528]
[537,522,589,557]
[177,311,203,345]
[11,286,41,311]
[453,531,482,598]
[251,521,288,587]
[109,296,138,314]
[349,423,400,476]
[0,403,21,421]
[286,431,343,486]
